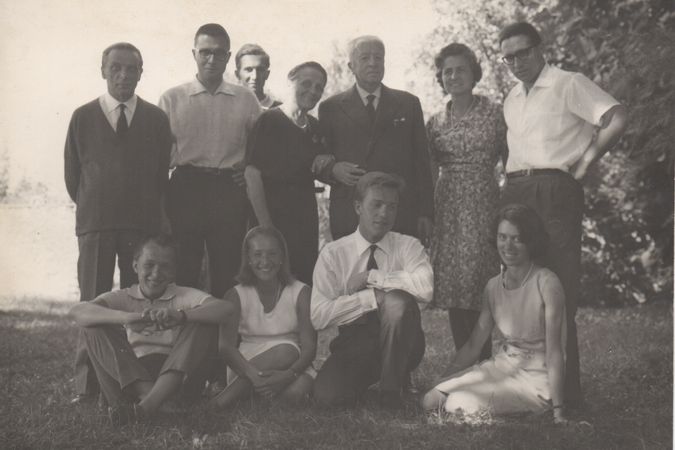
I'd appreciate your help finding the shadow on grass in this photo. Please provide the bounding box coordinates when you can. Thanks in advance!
[0,299,672,449]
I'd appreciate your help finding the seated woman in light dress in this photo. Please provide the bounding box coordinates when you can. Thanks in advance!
[422,204,568,423]
[210,226,316,408]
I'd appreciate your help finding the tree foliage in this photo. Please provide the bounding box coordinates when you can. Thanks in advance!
[410,0,674,305]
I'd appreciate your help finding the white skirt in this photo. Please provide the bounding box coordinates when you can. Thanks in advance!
[433,343,550,414]
[226,339,317,384]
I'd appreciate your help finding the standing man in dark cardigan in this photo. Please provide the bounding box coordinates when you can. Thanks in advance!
[318,36,434,245]
[64,42,172,404]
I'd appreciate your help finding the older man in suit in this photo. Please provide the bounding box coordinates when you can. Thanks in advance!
[319,36,433,244]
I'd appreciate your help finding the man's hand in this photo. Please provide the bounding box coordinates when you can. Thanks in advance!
[232,160,247,187]
[570,151,595,181]
[148,307,183,329]
[311,154,335,175]
[417,216,433,248]
[332,162,366,186]
[254,369,295,398]
[346,271,370,294]
[125,309,153,332]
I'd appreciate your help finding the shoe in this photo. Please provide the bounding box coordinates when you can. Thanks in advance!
[70,393,96,405]
[379,390,404,410]
[108,402,142,426]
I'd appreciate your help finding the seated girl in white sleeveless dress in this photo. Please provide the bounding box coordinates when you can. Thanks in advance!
[423,204,568,424]
[210,226,316,408]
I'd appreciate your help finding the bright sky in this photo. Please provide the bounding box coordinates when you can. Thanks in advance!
[0,0,438,199]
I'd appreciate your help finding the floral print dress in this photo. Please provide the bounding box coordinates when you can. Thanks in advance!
[427,95,507,311]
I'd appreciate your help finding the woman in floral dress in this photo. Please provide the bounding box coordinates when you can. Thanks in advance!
[427,43,507,361]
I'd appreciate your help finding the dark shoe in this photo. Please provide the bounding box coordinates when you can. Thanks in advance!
[108,402,142,426]
[70,393,96,405]
[379,390,404,410]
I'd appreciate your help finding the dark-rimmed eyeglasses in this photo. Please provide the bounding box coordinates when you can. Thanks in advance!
[501,45,536,65]
[195,48,229,61]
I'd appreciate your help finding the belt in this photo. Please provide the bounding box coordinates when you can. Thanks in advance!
[174,165,234,176]
[506,168,567,179]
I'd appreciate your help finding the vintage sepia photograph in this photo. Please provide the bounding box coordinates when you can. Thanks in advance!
[1,0,672,448]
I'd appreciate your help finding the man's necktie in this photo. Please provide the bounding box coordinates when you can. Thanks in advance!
[366,94,376,124]
[367,244,378,270]
[117,104,128,136]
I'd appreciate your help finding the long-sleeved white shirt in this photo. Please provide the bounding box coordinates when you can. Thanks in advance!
[311,228,433,330]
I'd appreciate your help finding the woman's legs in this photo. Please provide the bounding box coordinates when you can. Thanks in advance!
[210,343,299,409]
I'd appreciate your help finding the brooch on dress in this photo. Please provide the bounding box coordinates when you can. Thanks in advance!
[393,117,406,127]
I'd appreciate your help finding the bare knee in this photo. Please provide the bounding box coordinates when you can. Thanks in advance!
[422,388,447,411]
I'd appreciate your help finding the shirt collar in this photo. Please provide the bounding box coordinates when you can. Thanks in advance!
[354,227,392,256]
[188,77,236,96]
[515,63,554,97]
[128,283,178,301]
[355,83,382,105]
[259,94,275,108]
[102,92,137,115]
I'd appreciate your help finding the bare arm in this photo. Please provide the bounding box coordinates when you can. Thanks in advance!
[70,301,144,328]
[436,289,494,382]
[289,285,317,374]
[244,165,273,227]
[542,273,567,423]
[571,104,628,180]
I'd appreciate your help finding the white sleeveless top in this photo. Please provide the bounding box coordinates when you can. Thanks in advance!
[235,279,306,345]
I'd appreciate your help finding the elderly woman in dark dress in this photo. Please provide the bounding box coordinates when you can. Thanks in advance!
[244,61,333,285]
[427,43,508,362]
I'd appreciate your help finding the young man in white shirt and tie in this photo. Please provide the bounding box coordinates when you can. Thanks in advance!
[311,171,433,409]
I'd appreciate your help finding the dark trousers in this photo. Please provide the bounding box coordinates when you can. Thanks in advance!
[82,323,217,407]
[448,307,491,361]
[74,229,144,396]
[313,291,425,407]
[168,167,248,299]
[501,171,583,405]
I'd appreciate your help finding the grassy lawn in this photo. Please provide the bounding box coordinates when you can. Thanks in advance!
[1,297,671,449]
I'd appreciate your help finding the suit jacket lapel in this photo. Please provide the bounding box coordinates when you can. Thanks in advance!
[338,85,372,133]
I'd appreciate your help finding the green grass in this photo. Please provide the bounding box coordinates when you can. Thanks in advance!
[1,297,671,449]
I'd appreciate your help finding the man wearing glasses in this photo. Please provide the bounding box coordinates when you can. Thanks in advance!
[498,22,627,408]
[159,24,261,299]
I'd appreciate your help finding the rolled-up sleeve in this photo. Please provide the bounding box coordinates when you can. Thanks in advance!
[311,247,378,330]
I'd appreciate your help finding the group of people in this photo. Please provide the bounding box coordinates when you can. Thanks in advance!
[64,20,627,426]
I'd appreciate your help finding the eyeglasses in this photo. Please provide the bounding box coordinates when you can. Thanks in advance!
[501,45,536,65]
[195,48,230,61]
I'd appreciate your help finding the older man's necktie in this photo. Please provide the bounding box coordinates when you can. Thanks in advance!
[366,94,376,125]
[367,244,378,270]
[117,104,128,136]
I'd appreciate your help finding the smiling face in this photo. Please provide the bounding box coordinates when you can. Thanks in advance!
[193,34,230,85]
[247,234,284,283]
[292,66,326,112]
[496,219,532,268]
[101,49,142,102]
[440,54,475,97]
[348,40,385,92]
[133,242,176,300]
[355,186,399,243]
[236,54,269,98]
[500,34,545,88]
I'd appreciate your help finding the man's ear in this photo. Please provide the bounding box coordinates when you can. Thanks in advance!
[354,199,362,217]
[347,61,354,74]
[132,259,139,275]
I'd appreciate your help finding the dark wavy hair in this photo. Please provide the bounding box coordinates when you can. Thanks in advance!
[498,22,542,47]
[492,203,549,261]
[236,226,293,286]
[434,43,482,91]
[288,61,328,85]
[353,171,406,203]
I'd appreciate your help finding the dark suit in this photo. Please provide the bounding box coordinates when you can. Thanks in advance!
[318,85,433,239]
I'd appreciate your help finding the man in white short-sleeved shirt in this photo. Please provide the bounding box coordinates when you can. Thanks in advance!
[498,21,627,407]
[311,171,433,409]
[70,235,233,424]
